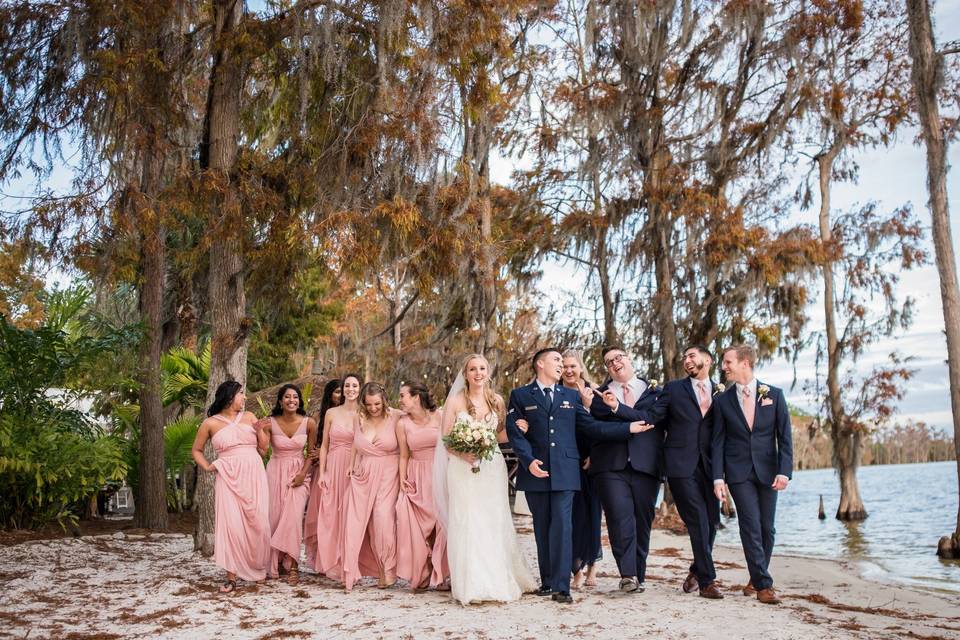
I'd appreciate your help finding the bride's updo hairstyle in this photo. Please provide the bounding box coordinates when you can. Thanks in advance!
[459,353,505,425]
[358,381,388,419]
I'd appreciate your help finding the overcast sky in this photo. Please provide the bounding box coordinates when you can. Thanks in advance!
[491,1,960,433]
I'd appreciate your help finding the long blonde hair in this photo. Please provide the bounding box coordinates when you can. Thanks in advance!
[459,353,505,424]
[562,349,595,386]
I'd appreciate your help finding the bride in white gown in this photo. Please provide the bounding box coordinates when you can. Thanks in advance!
[433,353,536,605]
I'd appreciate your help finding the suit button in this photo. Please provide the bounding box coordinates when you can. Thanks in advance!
[551,442,556,447]
[549,416,554,421]
[550,429,555,434]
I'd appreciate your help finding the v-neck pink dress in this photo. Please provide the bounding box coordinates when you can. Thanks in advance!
[314,414,355,579]
[210,414,270,581]
[266,416,310,576]
[395,415,449,587]
[341,414,400,590]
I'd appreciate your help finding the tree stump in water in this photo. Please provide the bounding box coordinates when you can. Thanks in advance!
[936,533,960,559]
[818,495,826,520]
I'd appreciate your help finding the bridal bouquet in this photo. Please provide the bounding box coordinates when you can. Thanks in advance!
[443,416,499,473]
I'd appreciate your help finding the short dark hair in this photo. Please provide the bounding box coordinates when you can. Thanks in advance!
[682,344,713,361]
[270,383,306,417]
[601,345,626,359]
[531,347,561,373]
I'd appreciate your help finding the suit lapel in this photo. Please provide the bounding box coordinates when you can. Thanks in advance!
[683,377,700,412]
[725,385,751,432]
[530,382,551,413]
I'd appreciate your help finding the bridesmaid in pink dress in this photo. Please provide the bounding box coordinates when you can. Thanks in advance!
[395,381,449,590]
[342,382,401,591]
[192,381,270,593]
[258,384,317,585]
[314,374,362,580]
[303,379,342,571]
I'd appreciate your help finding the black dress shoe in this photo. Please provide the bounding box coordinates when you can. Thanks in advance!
[552,591,573,603]
[535,586,553,596]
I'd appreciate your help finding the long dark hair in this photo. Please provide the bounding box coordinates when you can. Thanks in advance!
[401,381,437,412]
[316,378,342,444]
[207,380,242,417]
[270,383,306,417]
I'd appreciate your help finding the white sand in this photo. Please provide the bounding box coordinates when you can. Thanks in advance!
[0,517,958,640]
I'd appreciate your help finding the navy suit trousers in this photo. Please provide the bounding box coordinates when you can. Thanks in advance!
[594,468,660,582]
[728,469,778,590]
[525,490,575,593]
[668,463,719,587]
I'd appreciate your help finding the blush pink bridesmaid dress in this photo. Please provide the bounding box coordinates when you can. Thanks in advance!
[314,416,354,579]
[341,415,401,590]
[302,439,322,570]
[266,416,310,577]
[395,416,449,588]
[210,414,271,582]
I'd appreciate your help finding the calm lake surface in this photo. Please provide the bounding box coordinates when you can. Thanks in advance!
[712,461,960,593]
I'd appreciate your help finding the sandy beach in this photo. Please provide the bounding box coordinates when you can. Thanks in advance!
[0,515,957,640]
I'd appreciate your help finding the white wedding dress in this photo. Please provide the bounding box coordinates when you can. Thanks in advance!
[444,410,536,605]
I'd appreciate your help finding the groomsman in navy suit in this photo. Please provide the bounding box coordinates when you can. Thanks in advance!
[600,345,723,599]
[586,346,664,594]
[712,344,793,605]
[506,348,646,604]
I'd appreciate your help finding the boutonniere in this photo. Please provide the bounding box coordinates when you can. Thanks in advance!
[757,384,770,400]
[647,379,659,389]
[713,383,725,396]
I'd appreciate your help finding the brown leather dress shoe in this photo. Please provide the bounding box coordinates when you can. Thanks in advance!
[756,588,782,604]
[742,581,756,596]
[699,582,724,599]
[682,572,698,594]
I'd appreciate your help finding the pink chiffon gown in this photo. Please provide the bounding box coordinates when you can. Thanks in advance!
[266,416,310,577]
[395,416,449,587]
[314,416,354,579]
[341,416,401,590]
[210,414,271,582]
[302,441,322,570]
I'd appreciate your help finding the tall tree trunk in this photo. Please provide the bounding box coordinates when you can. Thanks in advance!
[817,146,867,521]
[906,0,960,558]
[135,173,169,530]
[195,0,246,557]
[649,149,679,380]
[590,140,617,347]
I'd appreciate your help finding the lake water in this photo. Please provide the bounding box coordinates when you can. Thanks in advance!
[713,461,960,593]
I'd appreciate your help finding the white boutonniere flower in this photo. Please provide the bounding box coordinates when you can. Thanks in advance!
[758,384,770,399]
[648,379,659,389]
[714,383,725,396]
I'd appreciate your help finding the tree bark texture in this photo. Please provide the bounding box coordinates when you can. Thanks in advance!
[905,0,960,554]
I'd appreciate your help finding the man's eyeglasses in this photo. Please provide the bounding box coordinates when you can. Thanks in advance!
[604,353,626,368]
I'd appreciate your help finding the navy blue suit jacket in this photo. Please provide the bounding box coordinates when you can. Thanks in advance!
[611,377,715,479]
[711,382,794,486]
[506,382,614,492]
[586,379,664,478]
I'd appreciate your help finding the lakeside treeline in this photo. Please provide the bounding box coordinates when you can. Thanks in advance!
[791,417,955,470]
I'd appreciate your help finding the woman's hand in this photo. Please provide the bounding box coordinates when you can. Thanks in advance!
[601,390,619,410]
[515,419,529,434]
[289,473,306,488]
[579,386,595,407]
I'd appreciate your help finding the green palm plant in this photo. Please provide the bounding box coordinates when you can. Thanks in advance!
[164,415,201,511]
[161,342,210,411]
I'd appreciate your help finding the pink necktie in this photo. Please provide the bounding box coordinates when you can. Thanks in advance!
[697,381,710,416]
[622,383,634,408]
[741,386,755,430]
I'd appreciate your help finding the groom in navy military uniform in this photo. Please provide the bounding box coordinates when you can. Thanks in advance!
[712,344,793,605]
[506,348,646,604]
